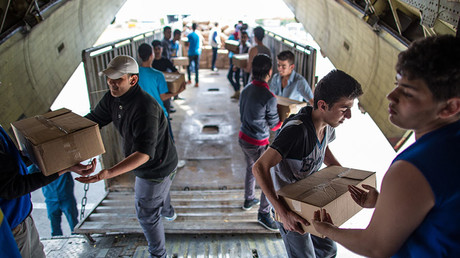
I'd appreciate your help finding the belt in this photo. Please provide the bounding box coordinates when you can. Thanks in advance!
[147,168,177,183]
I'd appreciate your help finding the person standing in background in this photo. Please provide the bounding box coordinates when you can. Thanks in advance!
[161,26,172,60]
[209,22,221,72]
[186,23,202,87]
[269,50,314,105]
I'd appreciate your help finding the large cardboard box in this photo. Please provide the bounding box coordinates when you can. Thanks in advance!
[276,166,376,237]
[276,96,308,121]
[224,40,239,54]
[232,54,248,68]
[163,72,185,93]
[11,109,105,176]
[171,57,189,66]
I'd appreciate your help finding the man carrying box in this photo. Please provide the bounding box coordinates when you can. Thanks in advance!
[77,55,179,258]
[0,124,96,258]
[269,50,314,106]
[238,54,282,231]
[253,69,362,257]
[313,35,460,257]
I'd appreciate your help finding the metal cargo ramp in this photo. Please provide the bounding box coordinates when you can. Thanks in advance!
[76,28,317,239]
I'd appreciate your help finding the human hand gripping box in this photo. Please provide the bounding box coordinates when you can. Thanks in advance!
[11,108,105,176]
[276,166,376,237]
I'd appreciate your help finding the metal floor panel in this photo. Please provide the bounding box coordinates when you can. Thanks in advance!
[42,233,286,258]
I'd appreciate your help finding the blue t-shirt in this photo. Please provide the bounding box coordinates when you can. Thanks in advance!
[170,40,180,58]
[187,31,201,56]
[138,66,169,116]
[0,209,21,257]
[392,120,460,257]
[0,126,31,229]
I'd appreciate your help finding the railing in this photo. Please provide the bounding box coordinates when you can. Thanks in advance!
[264,30,317,89]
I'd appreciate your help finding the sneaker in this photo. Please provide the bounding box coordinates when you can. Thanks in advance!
[230,91,240,100]
[194,83,199,87]
[258,212,279,231]
[177,159,186,168]
[242,198,260,211]
[174,96,185,100]
[162,212,177,222]
[187,80,192,84]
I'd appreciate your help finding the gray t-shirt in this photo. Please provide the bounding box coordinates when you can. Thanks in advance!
[270,106,336,191]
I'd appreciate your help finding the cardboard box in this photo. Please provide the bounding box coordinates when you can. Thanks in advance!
[163,72,185,93]
[232,54,248,68]
[276,166,376,237]
[11,108,105,176]
[276,96,308,121]
[224,40,239,54]
[171,57,189,66]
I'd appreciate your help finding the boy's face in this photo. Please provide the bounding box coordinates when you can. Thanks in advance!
[154,46,163,58]
[241,34,248,44]
[164,29,171,39]
[322,97,354,128]
[387,73,440,131]
[277,59,294,77]
[107,74,137,97]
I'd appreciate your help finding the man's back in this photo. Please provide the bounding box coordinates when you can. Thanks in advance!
[138,66,168,116]
[187,32,201,56]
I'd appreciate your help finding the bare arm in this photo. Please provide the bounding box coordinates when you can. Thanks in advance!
[313,160,435,257]
[253,147,310,234]
[244,47,257,73]
[75,151,149,183]
[323,146,341,166]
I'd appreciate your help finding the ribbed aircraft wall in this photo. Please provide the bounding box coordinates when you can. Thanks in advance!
[283,0,410,149]
[0,0,126,134]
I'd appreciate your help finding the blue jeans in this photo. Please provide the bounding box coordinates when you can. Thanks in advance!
[238,138,270,214]
[187,55,200,83]
[135,173,174,258]
[211,47,218,70]
[227,63,241,92]
[46,198,78,236]
[275,219,337,258]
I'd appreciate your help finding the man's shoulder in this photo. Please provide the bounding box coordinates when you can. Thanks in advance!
[142,66,164,77]
[287,70,304,82]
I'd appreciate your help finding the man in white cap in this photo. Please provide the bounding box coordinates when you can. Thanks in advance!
[77,55,178,258]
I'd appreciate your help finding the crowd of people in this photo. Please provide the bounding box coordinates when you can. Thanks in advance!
[1,19,459,258]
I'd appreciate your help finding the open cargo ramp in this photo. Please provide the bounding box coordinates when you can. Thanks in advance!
[75,29,317,238]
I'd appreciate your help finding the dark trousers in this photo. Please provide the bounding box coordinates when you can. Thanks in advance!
[187,55,200,83]
[227,62,241,92]
[211,47,218,70]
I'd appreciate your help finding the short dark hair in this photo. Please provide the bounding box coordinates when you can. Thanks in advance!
[240,30,248,38]
[313,70,363,109]
[253,26,265,41]
[173,29,181,36]
[277,50,295,65]
[138,43,152,62]
[252,54,272,81]
[396,35,460,101]
[151,40,162,48]
[192,23,197,30]
[163,26,171,33]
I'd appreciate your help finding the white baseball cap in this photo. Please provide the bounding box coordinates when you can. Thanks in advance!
[99,55,139,79]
